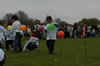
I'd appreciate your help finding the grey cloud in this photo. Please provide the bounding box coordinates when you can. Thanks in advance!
[0,0,100,24]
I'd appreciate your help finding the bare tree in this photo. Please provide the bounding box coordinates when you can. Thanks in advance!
[3,13,13,24]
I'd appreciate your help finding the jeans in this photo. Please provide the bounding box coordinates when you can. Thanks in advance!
[13,32,22,52]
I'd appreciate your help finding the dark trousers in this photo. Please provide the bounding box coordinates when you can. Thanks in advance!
[0,63,3,66]
[76,31,81,38]
[0,42,2,49]
[46,40,55,54]
[13,32,22,52]
[6,40,13,50]
[0,59,4,66]
[27,42,37,51]
[36,32,42,40]
[27,44,37,51]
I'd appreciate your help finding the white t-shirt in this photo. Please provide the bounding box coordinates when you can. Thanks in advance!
[27,28,31,32]
[97,25,100,28]
[87,26,91,32]
[45,23,58,40]
[11,20,21,33]
[67,26,71,32]
[6,30,15,40]
[23,37,39,52]
[0,49,4,62]
[0,25,6,42]
[92,29,95,33]
[33,25,37,32]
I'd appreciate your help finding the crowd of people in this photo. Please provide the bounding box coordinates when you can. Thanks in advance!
[0,15,59,66]
[31,22,100,40]
[0,15,100,66]
[59,24,100,38]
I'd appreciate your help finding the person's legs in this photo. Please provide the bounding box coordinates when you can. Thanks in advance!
[30,45,37,51]
[27,42,37,51]
[0,62,3,66]
[13,32,21,52]
[17,35,22,52]
[13,37,18,52]
[46,40,51,53]
[46,40,55,54]
[64,31,67,38]
[87,32,89,37]
[0,42,2,49]
[99,29,100,37]
[9,40,14,50]
[46,40,50,49]
[49,40,55,54]
[6,40,10,51]
[0,56,5,66]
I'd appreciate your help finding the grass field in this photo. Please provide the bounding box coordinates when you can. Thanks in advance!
[4,38,100,66]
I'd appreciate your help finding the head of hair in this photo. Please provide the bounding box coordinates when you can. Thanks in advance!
[12,15,18,20]
[46,16,52,21]
[24,33,30,37]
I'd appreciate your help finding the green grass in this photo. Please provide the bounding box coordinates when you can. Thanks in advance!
[4,38,100,66]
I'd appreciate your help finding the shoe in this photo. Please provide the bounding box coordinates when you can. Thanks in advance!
[49,51,53,54]
[31,50,35,53]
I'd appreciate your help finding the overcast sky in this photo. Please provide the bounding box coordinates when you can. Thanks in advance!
[0,0,100,24]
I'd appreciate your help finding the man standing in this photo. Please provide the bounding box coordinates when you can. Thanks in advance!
[45,16,58,54]
[11,15,22,52]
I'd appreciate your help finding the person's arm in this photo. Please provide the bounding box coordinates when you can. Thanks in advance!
[54,24,59,27]
[10,23,16,32]
[32,26,35,32]
[36,42,39,47]
[30,37,39,42]
[2,27,6,41]
[1,54,6,66]
[0,49,5,66]
[34,38,39,42]
[23,41,29,52]
[44,25,47,32]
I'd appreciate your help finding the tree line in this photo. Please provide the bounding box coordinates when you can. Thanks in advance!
[0,11,100,27]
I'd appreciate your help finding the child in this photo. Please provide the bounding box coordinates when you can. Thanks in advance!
[0,25,6,49]
[45,16,58,54]
[23,34,39,52]
[5,29,14,51]
[0,49,5,66]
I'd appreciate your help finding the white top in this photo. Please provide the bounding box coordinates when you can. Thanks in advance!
[0,25,6,42]
[6,30,15,40]
[23,37,39,52]
[33,25,37,32]
[45,23,58,40]
[87,26,92,29]
[0,49,4,62]
[87,26,91,32]
[11,20,21,33]
[27,28,31,32]
[92,29,95,33]
[97,25,100,28]
[67,26,71,32]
